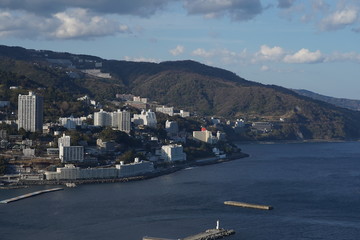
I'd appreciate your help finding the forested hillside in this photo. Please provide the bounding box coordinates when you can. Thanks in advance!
[1,45,360,140]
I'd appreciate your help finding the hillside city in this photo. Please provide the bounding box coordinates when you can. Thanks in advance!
[2,46,359,185]
[0,90,253,184]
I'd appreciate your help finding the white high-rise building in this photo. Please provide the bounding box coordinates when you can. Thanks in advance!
[18,91,43,132]
[94,109,112,127]
[95,109,131,132]
[161,144,187,162]
[116,110,131,133]
[59,146,84,163]
[58,134,84,163]
[111,110,131,132]
[58,134,71,147]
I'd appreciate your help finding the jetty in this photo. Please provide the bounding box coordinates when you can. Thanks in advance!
[143,220,235,240]
[224,201,273,210]
[0,187,64,204]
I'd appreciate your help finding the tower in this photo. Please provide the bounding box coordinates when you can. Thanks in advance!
[18,91,43,132]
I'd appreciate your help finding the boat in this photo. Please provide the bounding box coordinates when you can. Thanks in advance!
[65,182,77,188]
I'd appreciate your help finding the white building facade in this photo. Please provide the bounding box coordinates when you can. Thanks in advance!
[112,110,131,133]
[18,91,43,132]
[193,129,218,144]
[132,110,157,128]
[156,106,174,116]
[161,144,187,162]
[45,160,154,180]
[59,115,83,129]
[58,134,71,147]
[94,109,112,127]
[59,146,84,163]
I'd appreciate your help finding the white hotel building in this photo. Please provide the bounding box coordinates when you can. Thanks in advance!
[58,134,84,163]
[94,109,131,133]
[18,91,43,132]
[44,158,154,180]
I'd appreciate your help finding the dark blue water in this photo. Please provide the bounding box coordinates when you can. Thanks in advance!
[1,142,360,240]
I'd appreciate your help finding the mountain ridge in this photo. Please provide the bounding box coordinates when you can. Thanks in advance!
[1,44,360,140]
[293,89,360,111]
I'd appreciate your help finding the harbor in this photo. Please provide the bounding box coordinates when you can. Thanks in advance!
[0,187,64,204]
[224,201,273,210]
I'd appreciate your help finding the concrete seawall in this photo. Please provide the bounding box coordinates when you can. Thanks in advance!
[224,201,273,210]
[0,188,64,204]
[9,152,249,186]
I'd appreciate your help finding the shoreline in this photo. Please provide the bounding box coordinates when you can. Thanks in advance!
[235,139,360,145]
[9,152,249,187]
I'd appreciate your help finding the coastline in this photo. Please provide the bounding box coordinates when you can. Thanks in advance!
[9,152,249,187]
[235,139,360,145]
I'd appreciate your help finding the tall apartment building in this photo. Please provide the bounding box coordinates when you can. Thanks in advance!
[94,109,112,127]
[58,134,84,163]
[116,110,131,133]
[18,91,43,132]
[58,134,71,147]
[94,109,131,133]
[59,146,84,163]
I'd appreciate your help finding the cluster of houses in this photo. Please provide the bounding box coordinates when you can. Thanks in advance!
[0,88,276,182]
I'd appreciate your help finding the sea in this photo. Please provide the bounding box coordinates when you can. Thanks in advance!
[0,141,360,240]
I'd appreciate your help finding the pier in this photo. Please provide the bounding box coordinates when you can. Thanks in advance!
[182,228,235,240]
[143,221,235,240]
[0,187,64,204]
[224,201,273,210]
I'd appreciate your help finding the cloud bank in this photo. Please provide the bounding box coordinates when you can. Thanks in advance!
[190,44,360,66]
[0,0,360,40]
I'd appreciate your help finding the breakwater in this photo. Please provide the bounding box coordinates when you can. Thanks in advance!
[0,187,63,204]
[224,201,273,210]
[144,228,235,240]
[182,228,235,240]
[144,221,235,240]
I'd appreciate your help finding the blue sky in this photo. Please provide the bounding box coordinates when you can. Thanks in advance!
[0,0,359,99]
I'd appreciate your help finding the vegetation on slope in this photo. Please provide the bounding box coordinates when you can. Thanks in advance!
[1,45,360,140]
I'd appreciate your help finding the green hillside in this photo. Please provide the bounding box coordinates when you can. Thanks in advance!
[1,45,360,140]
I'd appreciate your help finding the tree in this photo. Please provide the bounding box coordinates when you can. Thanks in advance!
[116,150,135,164]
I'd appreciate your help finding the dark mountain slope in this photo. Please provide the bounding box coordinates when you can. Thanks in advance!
[1,45,360,140]
[293,89,360,111]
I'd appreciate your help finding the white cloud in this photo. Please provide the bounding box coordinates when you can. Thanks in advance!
[53,8,130,39]
[283,48,324,63]
[253,45,286,62]
[320,7,358,31]
[169,45,185,56]
[124,56,159,63]
[326,51,360,62]
[191,47,249,65]
[260,65,270,71]
[0,8,131,40]
[190,45,360,68]
[192,48,214,58]
[0,11,55,38]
